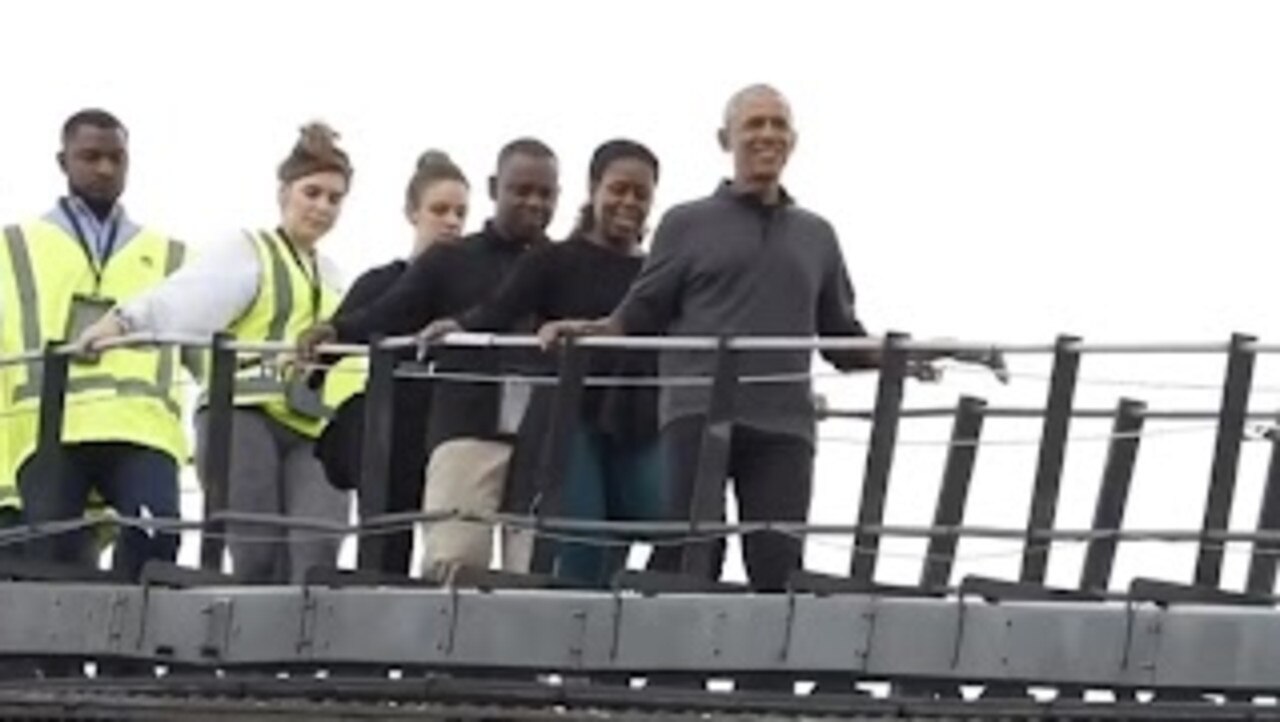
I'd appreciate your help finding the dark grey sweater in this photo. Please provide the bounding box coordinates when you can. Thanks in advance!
[615,181,869,443]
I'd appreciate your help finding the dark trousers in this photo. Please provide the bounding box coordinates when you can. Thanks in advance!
[648,417,814,592]
[382,436,429,575]
[316,387,430,576]
[18,442,180,580]
[0,506,22,558]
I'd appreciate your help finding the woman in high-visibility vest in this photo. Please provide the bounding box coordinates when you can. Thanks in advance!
[78,122,359,583]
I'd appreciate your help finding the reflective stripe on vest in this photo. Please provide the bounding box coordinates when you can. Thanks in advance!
[0,355,16,507]
[261,230,293,344]
[2,224,184,415]
[231,230,293,398]
[219,229,355,436]
[184,230,294,403]
[3,225,44,400]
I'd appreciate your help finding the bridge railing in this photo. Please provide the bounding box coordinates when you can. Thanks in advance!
[5,330,1280,603]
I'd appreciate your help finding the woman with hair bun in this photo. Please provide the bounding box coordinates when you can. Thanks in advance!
[79,121,358,583]
[311,148,471,575]
[403,149,469,255]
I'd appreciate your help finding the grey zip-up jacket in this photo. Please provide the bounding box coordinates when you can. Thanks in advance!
[615,181,869,444]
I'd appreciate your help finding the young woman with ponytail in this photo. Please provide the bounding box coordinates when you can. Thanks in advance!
[312,149,471,576]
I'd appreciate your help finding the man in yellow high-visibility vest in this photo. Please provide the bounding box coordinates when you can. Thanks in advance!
[0,109,187,578]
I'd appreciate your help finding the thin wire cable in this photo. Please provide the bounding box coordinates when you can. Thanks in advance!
[7,513,1280,569]
[12,510,1280,548]
[943,363,1280,395]
[818,421,1238,448]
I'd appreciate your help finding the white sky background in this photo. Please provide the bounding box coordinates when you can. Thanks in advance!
[2,0,1280,589]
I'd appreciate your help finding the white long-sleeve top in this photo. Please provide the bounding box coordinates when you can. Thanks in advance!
[119,230,346,337]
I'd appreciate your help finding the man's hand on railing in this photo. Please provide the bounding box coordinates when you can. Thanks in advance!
[416,318,462,359]
[911,339,1010,385]
[950,347,1011,384]
[296,322,337,363]
[74,309,130,361]
[536,317,619,350]
[906,358,943,383]
[418,318,462,343]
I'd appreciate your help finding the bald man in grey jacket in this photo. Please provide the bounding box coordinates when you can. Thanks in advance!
[541,84,1000,591]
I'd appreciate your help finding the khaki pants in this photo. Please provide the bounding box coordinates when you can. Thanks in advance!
[419,438,532,578]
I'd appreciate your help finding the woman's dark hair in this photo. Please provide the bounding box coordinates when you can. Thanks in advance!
[573,139,660,237]
[277,121,353,185]
[404,149,468,216]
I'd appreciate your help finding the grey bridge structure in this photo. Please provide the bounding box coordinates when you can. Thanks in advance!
[4,331,1280,719]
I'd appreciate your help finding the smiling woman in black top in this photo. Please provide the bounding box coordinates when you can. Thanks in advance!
[425,139,662,587]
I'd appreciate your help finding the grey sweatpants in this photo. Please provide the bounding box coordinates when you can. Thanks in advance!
[195,408,350,583]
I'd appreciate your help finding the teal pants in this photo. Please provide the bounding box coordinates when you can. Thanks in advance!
[551,428,664,587]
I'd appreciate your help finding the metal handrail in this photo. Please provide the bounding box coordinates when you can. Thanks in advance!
[8,331,1280,367]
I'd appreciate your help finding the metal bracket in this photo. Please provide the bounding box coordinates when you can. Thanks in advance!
[106,591,131,654]
[1128,608,1164,687]
[440,587,460,657]
[199,597,234,661]
[777,591,797,663]
[998,607,1014,674]
[709,608,729,662]
[950,593,968,670]
[134,586,152,653]
[296,591,318,657]
[567,607,589,669]
[608,593,624,662]
[856,598,879,674]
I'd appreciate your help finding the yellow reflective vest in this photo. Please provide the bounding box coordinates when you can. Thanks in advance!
[214,229,364,438]
[0,358,16,509]
[0,219,189,475]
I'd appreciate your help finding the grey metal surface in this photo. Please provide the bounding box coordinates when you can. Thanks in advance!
[0,583,143,657]
[5,583,1280,693]
[141,586,307,664]
[1151,604,1280,689]
[957,600,1136,685]
[783,594,876,672]
[611,593,793,671]
[445,590,615,669]
[306,587,455,665]
[861,596,959,679]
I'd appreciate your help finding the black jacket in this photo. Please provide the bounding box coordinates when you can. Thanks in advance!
[330,223,544,450]
[315,259,431,492]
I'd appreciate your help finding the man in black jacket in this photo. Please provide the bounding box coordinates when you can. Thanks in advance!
[301,138,559,579]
